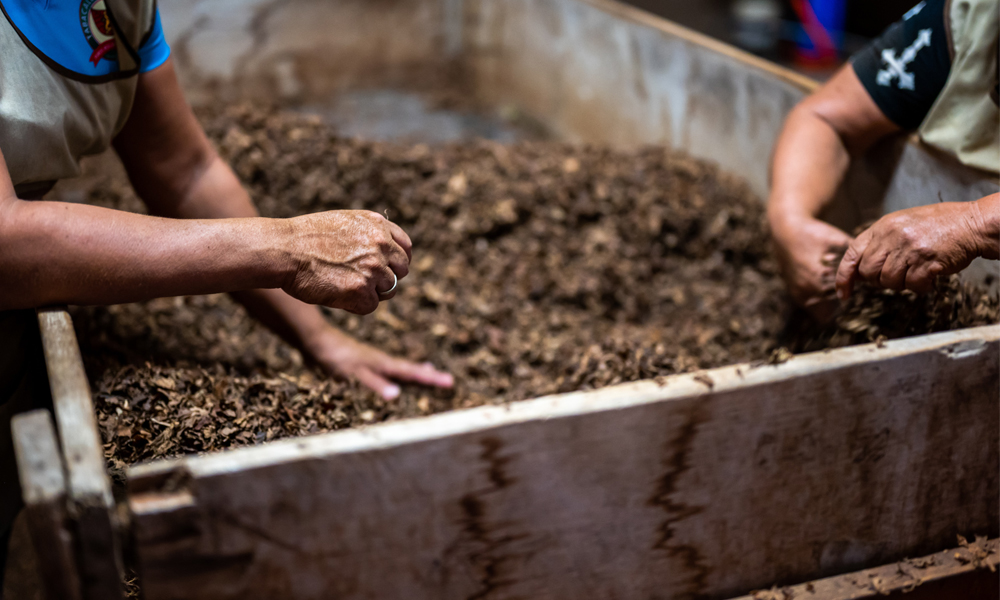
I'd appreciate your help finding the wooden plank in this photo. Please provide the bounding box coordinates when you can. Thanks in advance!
[128,325,1000,600]
[11,410,82,600]
[36,308,124,600]
[729,538,999,600]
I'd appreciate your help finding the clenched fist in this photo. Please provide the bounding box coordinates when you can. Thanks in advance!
[282,210,412,314]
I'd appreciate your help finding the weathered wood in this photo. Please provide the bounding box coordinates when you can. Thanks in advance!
[128,326,1000,600]
[36,308,124,600]
[11,410,82,600]
[728,538,999,600]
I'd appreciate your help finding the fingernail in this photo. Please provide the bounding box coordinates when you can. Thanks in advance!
[383,385,401,400]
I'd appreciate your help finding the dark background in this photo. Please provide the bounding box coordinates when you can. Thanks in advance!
[622,0,917,70]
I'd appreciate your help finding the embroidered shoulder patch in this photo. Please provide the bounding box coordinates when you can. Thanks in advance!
[79,0,118,66]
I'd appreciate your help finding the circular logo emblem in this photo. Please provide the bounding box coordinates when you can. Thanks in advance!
[79,0,118,66]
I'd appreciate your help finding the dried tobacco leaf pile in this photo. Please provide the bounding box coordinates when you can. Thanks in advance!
[68,104,998,469]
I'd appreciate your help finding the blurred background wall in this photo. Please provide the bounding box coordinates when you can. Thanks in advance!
[622,0,918,76]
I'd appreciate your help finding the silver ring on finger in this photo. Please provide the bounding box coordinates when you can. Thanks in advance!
[378,272,398,299]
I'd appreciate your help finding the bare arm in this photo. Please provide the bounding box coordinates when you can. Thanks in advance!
[0,151,292,310]
[767,65,900,317]
[112,59,452,398]
[0,62,409,316]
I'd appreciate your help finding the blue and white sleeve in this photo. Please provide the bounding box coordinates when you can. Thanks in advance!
[137,8,170,73]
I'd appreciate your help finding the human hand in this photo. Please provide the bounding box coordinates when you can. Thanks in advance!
[283,210,412,314]
[305,326,454,400]
[771,214,852,321]
[835,201,992,300]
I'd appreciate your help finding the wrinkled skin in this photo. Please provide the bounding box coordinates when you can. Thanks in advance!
[284,210,411,314]
[837,196,999,300]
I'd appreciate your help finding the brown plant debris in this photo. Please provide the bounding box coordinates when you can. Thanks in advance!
[65,103,998,468]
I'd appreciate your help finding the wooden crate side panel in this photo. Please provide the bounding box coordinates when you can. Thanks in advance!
[130,328,1000,600]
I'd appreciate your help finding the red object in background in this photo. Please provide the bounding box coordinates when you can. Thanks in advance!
[791,0,843,69]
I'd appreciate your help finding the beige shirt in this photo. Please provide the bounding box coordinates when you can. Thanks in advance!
[0,0,155,198]
[919,0,1000,174]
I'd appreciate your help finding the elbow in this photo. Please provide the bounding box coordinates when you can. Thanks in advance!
[0,199,44,311]
[118,138,219,218]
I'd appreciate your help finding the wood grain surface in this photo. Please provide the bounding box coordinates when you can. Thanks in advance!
[37,308,124,600]
[129,326,999,600]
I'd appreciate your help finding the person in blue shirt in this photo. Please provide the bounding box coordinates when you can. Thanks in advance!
[0,0,453,582]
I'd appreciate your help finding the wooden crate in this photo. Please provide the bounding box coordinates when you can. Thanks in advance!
[19,313,1000,599]
[12,0,1000,598]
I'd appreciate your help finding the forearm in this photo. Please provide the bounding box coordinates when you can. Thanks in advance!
[768,66,900,236]
[0,196,293,310]
[973,193,999,260]
[231,288,336,353]
[767,103,852,230]
[166,153,337,351]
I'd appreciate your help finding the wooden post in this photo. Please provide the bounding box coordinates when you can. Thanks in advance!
[37,308,124,600]
[11,410,82,600]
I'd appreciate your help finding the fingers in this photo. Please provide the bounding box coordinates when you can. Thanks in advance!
[857,243,889,286]
[344,287,380,315]
[381,358,455,388]
[773,216,853,311]
[370,212,410,279]
[375,265,398,301]
[352,361,454,400]
[385,220,412,263]
[877,253,909,291]
[836,224,946,297]
[385,240,410,280]
[905,261,944,294]
[836,229,871,301]
[353,367,401,400]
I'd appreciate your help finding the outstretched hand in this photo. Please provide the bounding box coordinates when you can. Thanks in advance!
[305,325,454,400]
[835,200,995,300]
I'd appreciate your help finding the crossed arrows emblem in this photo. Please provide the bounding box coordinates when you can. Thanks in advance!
[876,28,933,90]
